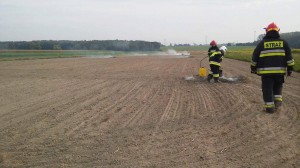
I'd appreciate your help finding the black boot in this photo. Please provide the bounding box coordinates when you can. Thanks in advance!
[219,70,223,77]
[275,101,282,109]
[265,107,275,113]
[207,74,213,82]
[213,77,219,83]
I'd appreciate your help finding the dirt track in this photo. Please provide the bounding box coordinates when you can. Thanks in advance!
[0,51,299,167]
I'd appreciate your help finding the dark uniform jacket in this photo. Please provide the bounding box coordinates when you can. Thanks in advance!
[252,31,294,75]
[208,46,224,66]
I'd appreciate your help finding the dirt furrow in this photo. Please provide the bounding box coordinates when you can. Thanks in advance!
[0,55,299,168]
[122,82,163,128]
[0,79,111,130]
[0,80,117,147]
[39,79,133,138]
[159,87,176,123]
[63,80,145,136]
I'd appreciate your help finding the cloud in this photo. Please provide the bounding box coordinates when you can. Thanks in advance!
[0,0,299,43]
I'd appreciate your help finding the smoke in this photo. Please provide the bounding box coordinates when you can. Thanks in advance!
[166,49,190,57]
[85,55,115,58]
[166,49,179,55]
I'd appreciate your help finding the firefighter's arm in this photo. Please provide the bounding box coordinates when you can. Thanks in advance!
[287,66,293,76]
[208,49,211,56]
[220,55,224,62]
[220,50,225,62]
[251,64,257,74]
[284,41,295,76]
[251,42,262,74]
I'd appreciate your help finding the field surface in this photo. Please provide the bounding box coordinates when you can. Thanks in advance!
[0,51,299,167]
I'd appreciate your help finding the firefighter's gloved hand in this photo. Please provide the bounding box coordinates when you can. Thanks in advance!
[287,66,293,76]
[251,65,257,74]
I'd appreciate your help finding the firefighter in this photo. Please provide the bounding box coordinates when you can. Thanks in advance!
[251,22,295,113]
[207,40,225,83]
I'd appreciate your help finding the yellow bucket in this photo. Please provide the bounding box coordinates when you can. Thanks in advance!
[199,67,207,77]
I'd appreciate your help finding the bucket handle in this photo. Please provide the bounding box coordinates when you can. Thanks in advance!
[200,56,208,67]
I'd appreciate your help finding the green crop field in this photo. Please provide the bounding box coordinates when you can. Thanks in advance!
[0,50,154,61]
[0,50,125,60]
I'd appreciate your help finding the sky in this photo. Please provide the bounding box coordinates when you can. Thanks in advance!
[1,0,300,45]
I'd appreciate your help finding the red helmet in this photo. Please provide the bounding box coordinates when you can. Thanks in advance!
[265,22,280,32]
[210,40,217,46]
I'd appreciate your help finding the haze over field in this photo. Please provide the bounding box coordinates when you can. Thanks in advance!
[1,0,300,44]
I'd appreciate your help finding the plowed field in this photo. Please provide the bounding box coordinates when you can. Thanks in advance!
[0,51,299,167]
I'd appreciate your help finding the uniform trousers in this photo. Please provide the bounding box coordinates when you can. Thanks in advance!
[261,75,284,108]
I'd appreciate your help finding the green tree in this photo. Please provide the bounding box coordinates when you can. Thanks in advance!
[53,44,62,50]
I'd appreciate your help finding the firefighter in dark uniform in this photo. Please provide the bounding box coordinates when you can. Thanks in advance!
[207,40,224,83]
[251,22,295,113]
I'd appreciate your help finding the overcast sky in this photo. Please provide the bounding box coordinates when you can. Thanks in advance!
[1,0,300,44]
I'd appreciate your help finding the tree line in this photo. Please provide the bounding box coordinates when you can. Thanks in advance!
[0,40,161,51]
[235,31,300,48]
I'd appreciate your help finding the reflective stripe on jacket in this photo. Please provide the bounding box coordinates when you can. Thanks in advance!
[208,46,223,67]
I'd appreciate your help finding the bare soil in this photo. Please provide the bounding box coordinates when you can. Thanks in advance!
[0,51,299,168]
